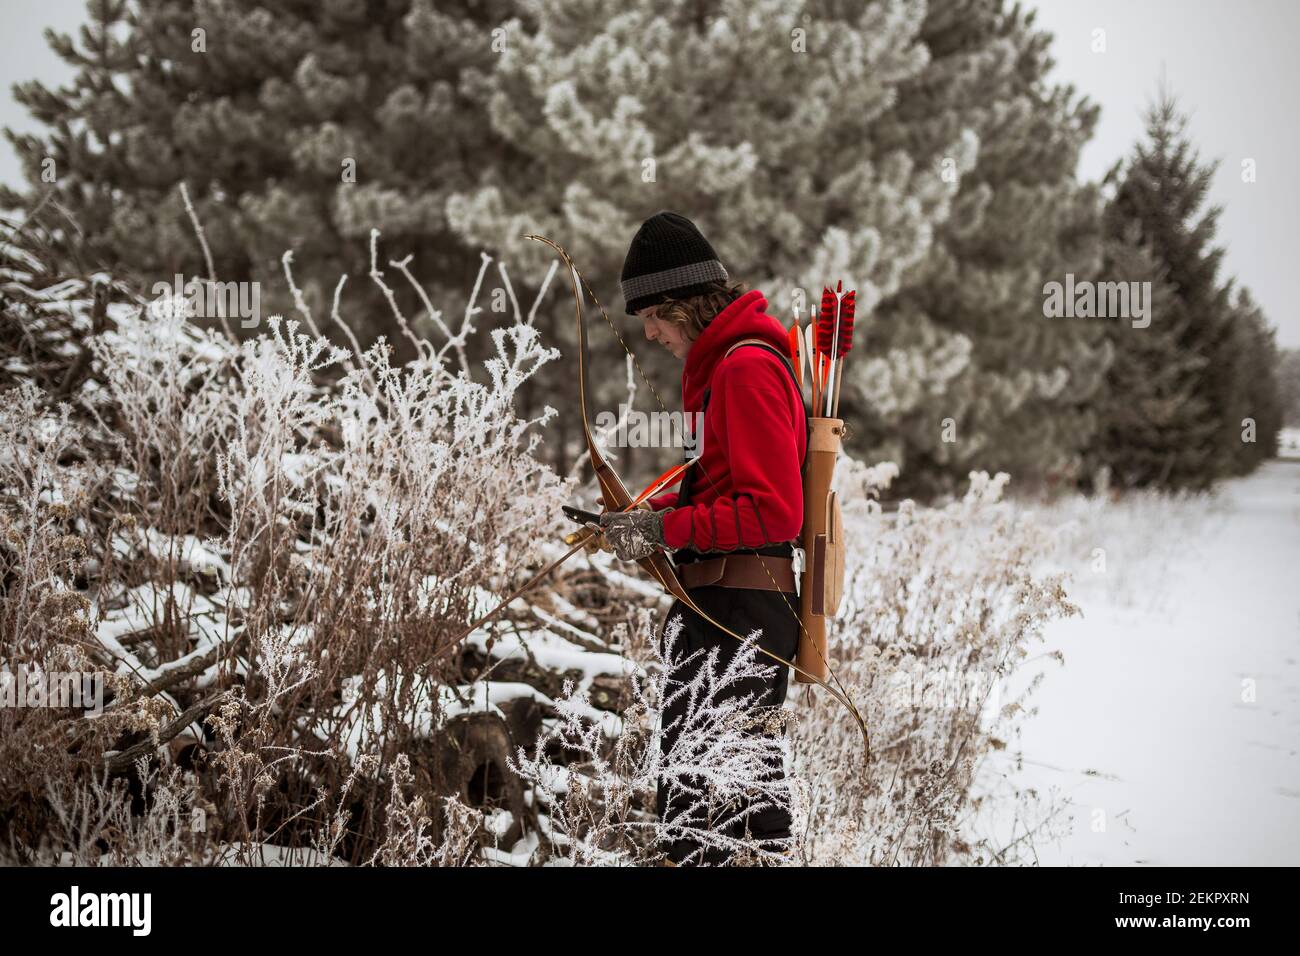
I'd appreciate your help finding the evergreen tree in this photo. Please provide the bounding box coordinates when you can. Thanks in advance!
[6,0,964,480]
[853,0,1110,497]
[443,0,970,482]
[1278,348,1300,428]
[1084,218,1203,489]
[3,0,514,349]
[1098,86,1241,489]
[1222,286,1282,471]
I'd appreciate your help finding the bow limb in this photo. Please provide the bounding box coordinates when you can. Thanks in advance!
[525,234,687,598]
[524,234,870,766]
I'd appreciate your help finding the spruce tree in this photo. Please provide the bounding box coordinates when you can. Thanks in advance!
[1100,87,1240,489]
[1084,217,1203,489]
[1222,287,1282,471]
[1277,349,1300,428]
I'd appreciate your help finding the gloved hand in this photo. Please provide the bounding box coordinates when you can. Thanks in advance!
[598,507,668,562]
[583,497,654,556]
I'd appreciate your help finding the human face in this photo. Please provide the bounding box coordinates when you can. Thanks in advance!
[638,306,692,360]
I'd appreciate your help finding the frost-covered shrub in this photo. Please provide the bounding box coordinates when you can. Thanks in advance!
[789,462,1080,866]
[1,214,1087,867]
[510,612,793,866]
[1,220,573,864]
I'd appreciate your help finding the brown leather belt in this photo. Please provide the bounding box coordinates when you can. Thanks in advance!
[678,553,797,592]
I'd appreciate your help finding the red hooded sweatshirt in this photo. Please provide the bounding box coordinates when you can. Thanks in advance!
[646,289,806,552]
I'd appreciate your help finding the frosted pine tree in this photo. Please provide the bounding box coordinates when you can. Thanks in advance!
[855,0,1110,496]
[445,0,963,485]
[3,0,510,347]
[3,0,136,276]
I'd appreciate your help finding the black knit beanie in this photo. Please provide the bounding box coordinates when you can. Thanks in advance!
[620,211,729,316]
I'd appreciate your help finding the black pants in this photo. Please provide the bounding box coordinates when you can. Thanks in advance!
[654,583,800,865]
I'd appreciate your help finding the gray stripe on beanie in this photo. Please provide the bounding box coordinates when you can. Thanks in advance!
[620,260,729,302]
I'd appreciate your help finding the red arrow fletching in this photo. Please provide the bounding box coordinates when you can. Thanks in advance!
[816,285,837,356]
[837,289,856,356]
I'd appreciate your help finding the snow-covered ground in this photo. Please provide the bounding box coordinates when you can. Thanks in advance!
[980,459,1300,865]
[1279,426,1300,460]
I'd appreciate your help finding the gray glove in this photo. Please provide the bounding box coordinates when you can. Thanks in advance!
[598,508,668,562]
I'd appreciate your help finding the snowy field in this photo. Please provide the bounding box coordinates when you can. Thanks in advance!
[978,460,1300,865]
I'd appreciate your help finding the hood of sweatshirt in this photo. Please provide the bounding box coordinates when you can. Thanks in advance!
[680,289,790,410]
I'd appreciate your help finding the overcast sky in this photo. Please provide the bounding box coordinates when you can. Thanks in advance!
[1,0,1296,346]
[1026,0,1300,347]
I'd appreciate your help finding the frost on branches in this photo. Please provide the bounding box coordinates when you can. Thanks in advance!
[1,216,1081,866]
[1,219,577,864]
[789,462,1080,865]
[510,613,793,867]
